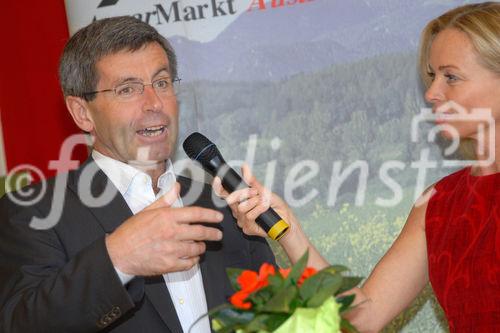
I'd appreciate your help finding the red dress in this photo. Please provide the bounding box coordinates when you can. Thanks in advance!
[426,167,500,332]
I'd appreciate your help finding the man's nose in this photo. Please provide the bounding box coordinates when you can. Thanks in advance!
[142,84,163,112]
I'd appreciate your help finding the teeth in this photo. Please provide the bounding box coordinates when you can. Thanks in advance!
[146,125,164,131]
[142,130,162,137]
[138,126,165,137]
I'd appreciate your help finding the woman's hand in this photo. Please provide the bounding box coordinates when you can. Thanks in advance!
[212,164,297,238]
[212,164,329,269]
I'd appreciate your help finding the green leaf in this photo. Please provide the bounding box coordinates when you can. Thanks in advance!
[211,307,254,332]
[244,313,272,332]
[263,313,290,331]
[246,313,289,332]
[191,303,231,333]
[340,317,360,333]
[267,274,284,289]
[248,286,273,308]
[300,268,343,303]
[299,269,332,301]
[226,268,246,291]
[203,303,234,322]
[336,294,356,313]
[212,319,239,333]
[260,284,298,313]
[283,250,308,287]
[328,265,350,274]
[337,276,363,295]
[304,273,342,307]
[288,296,303,312]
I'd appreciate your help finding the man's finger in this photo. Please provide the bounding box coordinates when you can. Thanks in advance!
[175,241,207,258]
[164,206,224,224]
[175,224,223,242]
[174,256,201,272]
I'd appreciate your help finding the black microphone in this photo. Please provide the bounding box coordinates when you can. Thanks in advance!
[183,132,289,241]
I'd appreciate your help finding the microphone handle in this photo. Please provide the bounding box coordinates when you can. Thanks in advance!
[217,164,289,240]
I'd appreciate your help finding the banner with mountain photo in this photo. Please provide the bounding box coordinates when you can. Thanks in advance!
[45,0,494,331]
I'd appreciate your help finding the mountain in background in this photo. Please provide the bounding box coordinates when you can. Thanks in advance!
[171,0,478,81]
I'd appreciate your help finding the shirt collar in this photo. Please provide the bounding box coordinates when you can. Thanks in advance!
[91,150,176,197]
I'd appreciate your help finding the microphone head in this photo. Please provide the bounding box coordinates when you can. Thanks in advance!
[183,132,221,163]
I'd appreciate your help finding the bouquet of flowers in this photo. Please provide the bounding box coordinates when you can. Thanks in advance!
[205,251,361,333]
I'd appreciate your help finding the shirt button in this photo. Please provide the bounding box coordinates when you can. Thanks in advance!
[179,297,184,305]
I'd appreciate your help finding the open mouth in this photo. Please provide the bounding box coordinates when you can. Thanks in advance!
[136,125,166,137]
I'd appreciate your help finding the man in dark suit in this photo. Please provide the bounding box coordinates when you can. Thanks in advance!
[0,16,275,332]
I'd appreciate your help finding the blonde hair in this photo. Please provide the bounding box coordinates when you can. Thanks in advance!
[419,2,500,86]
[418,2,500,159]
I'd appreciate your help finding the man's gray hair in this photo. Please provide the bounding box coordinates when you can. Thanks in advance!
[59,16,177,101]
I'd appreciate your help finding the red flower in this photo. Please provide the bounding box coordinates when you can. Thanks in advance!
[230,290,252,309]
[237,264,276,293]
[279,268,291,278]
[258,263,275,286]
[230,263,277,309]
[237,270,260,293]
[279,267,317,286]
[298,267,317,285]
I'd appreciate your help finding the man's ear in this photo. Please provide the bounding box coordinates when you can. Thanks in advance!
[65,96,95,132]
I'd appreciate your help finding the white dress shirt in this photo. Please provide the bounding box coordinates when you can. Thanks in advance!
[92,150,211,333]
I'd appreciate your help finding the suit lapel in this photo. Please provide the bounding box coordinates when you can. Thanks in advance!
[177,176,229,312]
[67,157,132,233]
[69,157,183,332]
[144,277,183,333]
[199,248,229,312]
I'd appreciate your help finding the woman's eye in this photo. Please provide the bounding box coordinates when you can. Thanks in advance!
[445,74,459,83]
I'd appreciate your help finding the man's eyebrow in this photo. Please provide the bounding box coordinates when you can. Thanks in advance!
[110,67,171,86]
[111,76,141,86]
[152,66,171,78]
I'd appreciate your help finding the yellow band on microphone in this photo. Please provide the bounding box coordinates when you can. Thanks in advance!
[267,219,289,241]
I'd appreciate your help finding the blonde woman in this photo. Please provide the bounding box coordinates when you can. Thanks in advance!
[214,2,500,332]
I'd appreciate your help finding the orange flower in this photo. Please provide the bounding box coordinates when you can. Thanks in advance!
[231,263,277,309]
[278,267,317,286]
[230,290,252,309]
[237,270,260,292]
[279,268,291,278]
[258,263,275,287]
[237,264,276,294]
[298,267,317,285]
